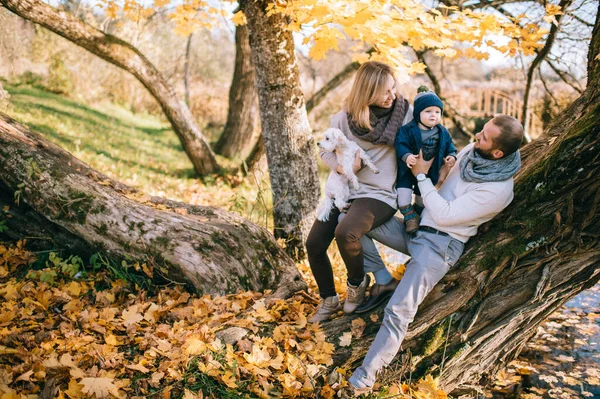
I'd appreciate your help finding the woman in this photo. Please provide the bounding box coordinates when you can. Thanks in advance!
[306,61,413,323]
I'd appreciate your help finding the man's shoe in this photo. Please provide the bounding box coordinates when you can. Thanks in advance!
[405,214,420,234]
[308,295,341,323]
[343,274,371,314]
[355,278,399,314]
[349,382,373,397]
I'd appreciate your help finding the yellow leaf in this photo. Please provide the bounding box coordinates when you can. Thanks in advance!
[121,305,143,327]
[125,363,150,373]
[231,11,247,26]
[65,378,84,399]
[64,281,83,297]
[79,377,117,399]
[15,370,33,382]
[351,318,366,338]
[339,332,352,347]
[144,303,159,323]
[184,338,207,355]
[221,371,237,388]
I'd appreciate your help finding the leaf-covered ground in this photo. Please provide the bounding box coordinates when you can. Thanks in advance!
[0,241,439,399]
[489,285,600,399]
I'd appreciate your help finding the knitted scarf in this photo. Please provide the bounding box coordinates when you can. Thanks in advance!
[347,97,409,146]
[459,146,521,183]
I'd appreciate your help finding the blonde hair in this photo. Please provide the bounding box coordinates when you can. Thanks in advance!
[346,61,396,130]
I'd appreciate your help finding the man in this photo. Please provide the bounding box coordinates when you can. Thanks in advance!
[348,115,524,394]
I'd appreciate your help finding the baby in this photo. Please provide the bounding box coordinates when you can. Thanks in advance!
[394,87,457,233]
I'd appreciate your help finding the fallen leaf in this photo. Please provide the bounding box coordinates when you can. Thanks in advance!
[339,332,352,347]
[79,377,117,399]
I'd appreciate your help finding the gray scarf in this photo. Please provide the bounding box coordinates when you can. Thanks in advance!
[460,146,521,183]
[347,97,409,146]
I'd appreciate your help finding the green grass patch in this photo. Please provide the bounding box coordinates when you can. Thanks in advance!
[3,84,275,226]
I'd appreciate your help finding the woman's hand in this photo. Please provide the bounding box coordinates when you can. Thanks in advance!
[352,150,362,173]
[336,151,362,174]
[406,154,418,169]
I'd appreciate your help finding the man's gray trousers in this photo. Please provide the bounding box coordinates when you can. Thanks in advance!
[348,216,464,389]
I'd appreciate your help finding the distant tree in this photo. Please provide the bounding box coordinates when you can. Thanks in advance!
[0,0,220,176]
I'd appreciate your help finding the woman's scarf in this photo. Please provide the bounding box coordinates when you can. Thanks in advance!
[347,97,409,146]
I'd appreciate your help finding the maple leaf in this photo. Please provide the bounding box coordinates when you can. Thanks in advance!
[351,318,366,338]
[184,338,207,355]
[339,332,352,347]
[121,305,143,327]
[79,377,117,399]
[65,378,84,399]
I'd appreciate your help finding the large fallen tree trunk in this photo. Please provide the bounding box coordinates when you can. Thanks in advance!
[0,113,306,298]
[0,0,219,176]
[321,11,600,393]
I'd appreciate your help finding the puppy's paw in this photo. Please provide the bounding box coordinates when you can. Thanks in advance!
[372,167,380,174]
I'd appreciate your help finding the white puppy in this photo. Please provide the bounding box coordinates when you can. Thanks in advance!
[316,128,379,221]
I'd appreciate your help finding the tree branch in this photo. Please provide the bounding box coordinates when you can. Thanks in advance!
[415,50,474,140]
[546,59,584,94]
[306,48,374,113]
[521,0,573,142]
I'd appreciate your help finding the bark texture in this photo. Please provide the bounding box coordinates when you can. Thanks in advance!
[0,113,306,298]
[321,12,600,392]
[215,24,260,159]
[240,0,320,260]
[0,0,219,176]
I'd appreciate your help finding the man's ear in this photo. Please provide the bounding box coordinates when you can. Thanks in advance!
[492,149,504,159]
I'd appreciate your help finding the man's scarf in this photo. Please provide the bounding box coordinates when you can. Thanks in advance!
[347,97,409,146]
[459,146,521,183]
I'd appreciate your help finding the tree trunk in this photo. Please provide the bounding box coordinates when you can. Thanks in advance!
[321,11,600,393]
[184,33,193,106]
[215,24,260,159]
[0,113,306,299]
[521,0,572,143]
[0,0,220,176]
[240,136,266,175]
[239,0,320,261]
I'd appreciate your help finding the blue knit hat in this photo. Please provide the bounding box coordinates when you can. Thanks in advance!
[413,89,443,124]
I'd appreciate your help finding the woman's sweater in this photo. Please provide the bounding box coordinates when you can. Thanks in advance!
[320,108,414,209]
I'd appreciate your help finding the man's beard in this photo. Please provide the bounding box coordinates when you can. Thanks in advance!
[475,146,495,160]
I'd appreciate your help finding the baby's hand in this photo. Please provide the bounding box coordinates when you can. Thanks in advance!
[444,156,456,168]
[406,154,418,169]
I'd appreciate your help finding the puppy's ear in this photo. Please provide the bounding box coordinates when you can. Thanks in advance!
[333,128,344,140]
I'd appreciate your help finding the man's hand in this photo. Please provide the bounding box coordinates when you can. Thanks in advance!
[444,156,456,168]
[436,160,452,189]
[411,150,434,177]
[405,154,417,169]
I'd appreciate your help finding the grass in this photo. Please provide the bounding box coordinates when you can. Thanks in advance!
[3,83,275,227]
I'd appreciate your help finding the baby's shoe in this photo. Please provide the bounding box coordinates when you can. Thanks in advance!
[399,204,420,234]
